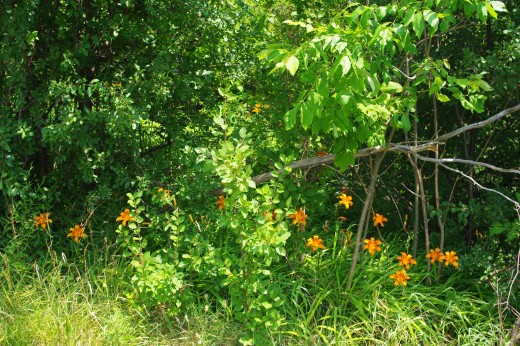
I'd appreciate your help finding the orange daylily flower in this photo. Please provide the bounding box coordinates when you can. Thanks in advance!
[390,269,410,286]
[337,194,353,209]
[251,103,263,113]
[34,213,52,229]
[363,237,382,256]
[157,187,171,199]
[67,224,86,242]
[116,209,135,226]
[251,103,269,114]
[397,252,417,270]
[216,195,225,210]
[289,209,308,227]
[262,209,277,221]
[372,213,388,227]
[306,235,326,251]
[425,248,445,264]
[443,251,459,268]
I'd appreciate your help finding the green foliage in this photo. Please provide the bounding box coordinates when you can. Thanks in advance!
[261,0,505,169]
[209,131,293,344]
[1,0,519,343]
[115,184,189,314]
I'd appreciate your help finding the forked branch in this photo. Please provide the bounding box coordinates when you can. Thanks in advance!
[211,104,519,196]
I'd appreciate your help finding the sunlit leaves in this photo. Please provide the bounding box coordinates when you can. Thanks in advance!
[436,93,450,102]
[301,91,322,130]
[284,107,298,130]
[423,9,439,30]
[263,0,505,170]
[412,12,425,38]
[476,3,488,23]
[286,55,299,76]
[339,55,352,76]
[381,81,403,93]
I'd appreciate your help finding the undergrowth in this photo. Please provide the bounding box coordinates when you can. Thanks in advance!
[0,237,511,346]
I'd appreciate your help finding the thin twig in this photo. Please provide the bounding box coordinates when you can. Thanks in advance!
[209,105,520,197]
[433,161,520,207]
[435,104,520,143]
[415,156,520,175]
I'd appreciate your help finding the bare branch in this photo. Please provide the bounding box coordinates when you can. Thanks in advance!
[435,104,520,143]
[250,143,436,185]
[416,155,520,175]
[434,161,520,207]
[210,105,520,195]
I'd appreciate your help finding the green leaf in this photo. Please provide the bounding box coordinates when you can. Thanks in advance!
[317,71,329,98]
[339,55,351,76]
[375,6,387,20]
[489,1,507,12]
[334,137,357,170]
[301,91,322,130]
[401,114,411,131]
[381,81,403,93]
[300,69,316,84]
[489,222,505,236]
[506,229,518,241]
[300,103,314,130]
[469,94,486,113]
[455,79,469,89]
[340,95,352,108]
[284,107,298,130]
[365,72,380,93]
[368,24,386,46]
[476,3,488,23]
[334,108,353,132]
[412,12,425,39]
[486,3,498,19]
[429,75,445,96]
[239,127,247,139]
[360,8,372,29]
[440,18,451,33]
[423,10,439,30]
[403,9,415,26]
[464,2,476,17]
[349,68,365,94]
[334,150,355,171]
[356,125,370,142]
[460,97,474,111]
[478,79,492,91]
[345,135,358,151]
[261,301,273,309]
[436,93,450,102]
[286,55,299,76]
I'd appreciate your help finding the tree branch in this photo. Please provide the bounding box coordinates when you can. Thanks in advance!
[434,104,520,143]
[210,104,520,195]
[415,155,520,175]
[433,161,520,207]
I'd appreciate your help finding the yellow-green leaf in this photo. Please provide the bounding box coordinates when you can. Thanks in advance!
[381,81,403,93]
[286,55,299,76]
[436,93,450,102]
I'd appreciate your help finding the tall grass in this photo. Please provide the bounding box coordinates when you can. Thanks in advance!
[0,251,242,345]
[0,231,512,345]
[279,231,510,345]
